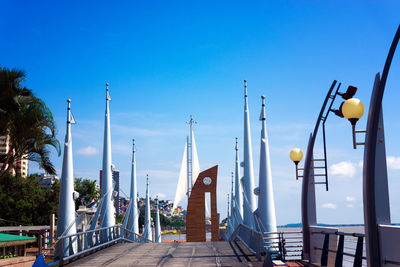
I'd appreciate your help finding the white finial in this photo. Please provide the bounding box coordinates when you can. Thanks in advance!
[106,83,109,90]
[235,137,238,151]
[260,95,266,121]
[67,99,71,109]
[186,115,197,125]
[244,80,247,97]
[132,139,136,152]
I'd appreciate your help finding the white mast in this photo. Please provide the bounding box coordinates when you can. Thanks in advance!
[128,139,139,234]
[242,80,256,229]
[186,135,190,198]
[257,95,277,234]
[187,115,199,191]
[143,174,152,241]
[155,197,162,243]
[56,99,77,257]
[100,83,115,233]
[230,172,235,228]
[172,116,201,211]
[234,137,243,221]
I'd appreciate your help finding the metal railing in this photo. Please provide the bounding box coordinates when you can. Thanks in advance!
[311,230,366,267]
[229,223,263,260]
[263,230,303,261]
[122,228,152,243]
[56,225,152,264]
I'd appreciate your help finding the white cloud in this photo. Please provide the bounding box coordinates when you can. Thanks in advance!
[387,156,400,170]
[346,204,355,208]
[346,196,356,202]
[329,161,356,178]
[321,203,337,209]
[77,146,99,156]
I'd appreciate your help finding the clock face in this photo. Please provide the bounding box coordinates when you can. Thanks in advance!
[203,177,212,185]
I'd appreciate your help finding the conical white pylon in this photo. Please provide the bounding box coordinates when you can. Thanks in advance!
[100,83,115,233]
[57,99,77,258]
[143,175,152,241]
[230,172,235,230]
[155,198,162,243]
[234,137,243,224]
[257,96,277,235]
[242,80,256,229]
[128,139,139,234]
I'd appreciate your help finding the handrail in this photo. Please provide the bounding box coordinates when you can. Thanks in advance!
[57,224,122,241]
[264,230,302,234]
[311,230,365,267]
[229,223,263,260]
[311,230,365,238]
[57,224,152,264]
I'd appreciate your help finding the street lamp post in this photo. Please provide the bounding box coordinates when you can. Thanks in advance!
[289,80,339,261]
[316,25,400,266]
[289,80,363,261]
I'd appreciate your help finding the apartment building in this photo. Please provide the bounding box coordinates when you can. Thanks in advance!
[0,135,29,177]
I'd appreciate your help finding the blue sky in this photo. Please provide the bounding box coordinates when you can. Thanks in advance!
[2,1,400,225]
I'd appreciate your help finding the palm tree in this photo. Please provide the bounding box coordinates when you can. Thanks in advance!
[0,66,60,176]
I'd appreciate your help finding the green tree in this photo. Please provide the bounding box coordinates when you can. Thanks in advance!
[74,177,100,210]
[0,66,60,176]
[0,173,59,226]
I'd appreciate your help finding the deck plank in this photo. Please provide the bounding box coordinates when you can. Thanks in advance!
[66,241,262,267]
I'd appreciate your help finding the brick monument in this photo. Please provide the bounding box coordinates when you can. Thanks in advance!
[186,165,219,242]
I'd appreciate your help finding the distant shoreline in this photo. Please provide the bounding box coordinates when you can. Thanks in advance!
[278,223,400,228]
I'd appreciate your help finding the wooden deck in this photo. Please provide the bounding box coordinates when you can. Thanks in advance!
[66,241,264,267]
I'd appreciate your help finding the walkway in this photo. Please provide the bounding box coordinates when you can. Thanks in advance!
[66,241,263,266]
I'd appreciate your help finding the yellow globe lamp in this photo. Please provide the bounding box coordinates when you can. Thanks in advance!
[342,98,364,125]
[290,148,303,165]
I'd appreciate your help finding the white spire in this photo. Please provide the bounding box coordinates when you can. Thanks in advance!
[172,141,188,211]
[56,99,77,257]
[242,80,256,228]
[100,83,115,232]
[155,198,162,243]
[227,194,230,232]
[128,139,139,234]
[143,174,153,241]
[173,116,202,212]
[191,130,201,186]
[230,172,235,225]
[257,96,277,234]
[234,137,243,221]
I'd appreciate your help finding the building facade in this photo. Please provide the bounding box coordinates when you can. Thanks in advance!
[0,135,29,178]
[38,174,59,188]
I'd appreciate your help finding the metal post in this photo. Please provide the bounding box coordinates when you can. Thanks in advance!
[354,236,364,267]
[38,234,42,255]
[50,214,55,247]
[301,80,337,260]
[335,235,344,267]
[363,25,399,267]
[321,234,329,266]
[186,135,190,199]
